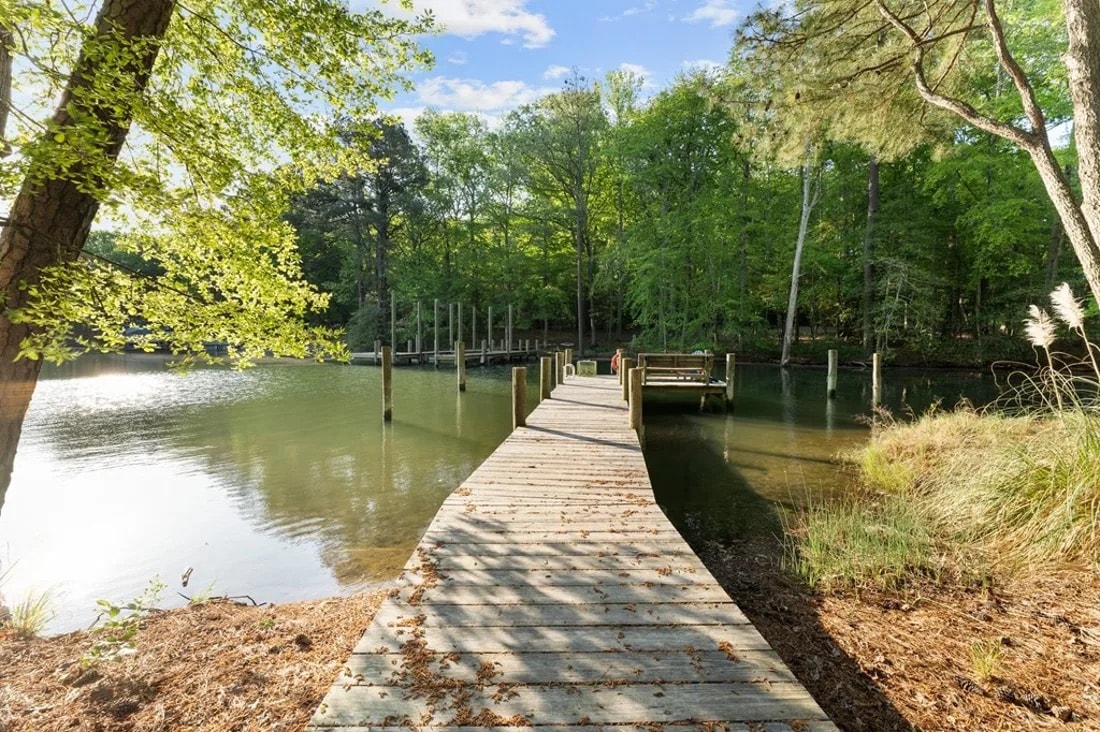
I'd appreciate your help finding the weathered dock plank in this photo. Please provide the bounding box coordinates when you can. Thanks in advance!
[308,375,835,730]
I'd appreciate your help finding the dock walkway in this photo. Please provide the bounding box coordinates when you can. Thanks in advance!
[308,376,835,730]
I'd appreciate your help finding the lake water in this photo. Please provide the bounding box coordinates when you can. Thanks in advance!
[0,355,995,633]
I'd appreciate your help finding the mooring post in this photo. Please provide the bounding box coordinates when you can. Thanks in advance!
[382,346,393,422]
[827,349,838,400]
[872,351,882,407]
[564,347,573,368]
[433,299,440,368]
[629,367,643,430]
[406,339,413,353]
[416,301,422,356]
[487,306,493,352]
[621,356,634,401]
[480,339,488,365]
[457,303,463,348]
[456,341,466,392]
[540,356,552,400]
[725,353,735,410]
[448,303,454,348]
[555,351,564,385]
[512,366,527,430]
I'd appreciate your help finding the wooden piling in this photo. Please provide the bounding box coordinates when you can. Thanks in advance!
[564,348,573,368]
[382,346,393,422]
[481,339,488,365]
[487,306,493,349]
[872,352,882,407]
[416,301,422,355]
[540,356,552,400]
[390,292,396,349]
[374,339,380,360]
[555,351,564,384]
[621,356,634,401]
[628,367,643,430]
[725,353,735,410]
[458,303,464,347]
[448,303,454,347]
[827,349,838,400]
[433,299,440,368]
[472,308,477,357]
[456,341,466,392]
[512,366,526,429]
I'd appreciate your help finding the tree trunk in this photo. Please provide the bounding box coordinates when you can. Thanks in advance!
[781,143,821,368]
[1065,0,1100,257]
[0,22,11,157]
[861,154,879,354]
[0,0,175,503]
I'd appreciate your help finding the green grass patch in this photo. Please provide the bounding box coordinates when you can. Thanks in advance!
[784,494,940,591]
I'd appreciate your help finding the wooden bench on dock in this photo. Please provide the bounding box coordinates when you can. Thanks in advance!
[638,352,714,385]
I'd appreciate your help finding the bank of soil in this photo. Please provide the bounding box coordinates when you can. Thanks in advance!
[699,538,1100,731]
[0,590,388,731]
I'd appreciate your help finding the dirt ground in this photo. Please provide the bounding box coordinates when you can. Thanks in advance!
[3,544,1098,731]
[0,590,389,732]
[699,538,1100,731]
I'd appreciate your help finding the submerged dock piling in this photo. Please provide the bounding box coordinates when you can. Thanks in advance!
[457,341,466,392]
[827,349,838,399]
[381,346,393,422]
[511,366,526,429]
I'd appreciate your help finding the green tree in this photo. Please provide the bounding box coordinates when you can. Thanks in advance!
[0,1,430,500]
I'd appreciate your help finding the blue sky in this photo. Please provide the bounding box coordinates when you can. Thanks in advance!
[383,0,744,125]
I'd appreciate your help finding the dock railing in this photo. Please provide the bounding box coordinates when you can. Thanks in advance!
[637,352,714,385]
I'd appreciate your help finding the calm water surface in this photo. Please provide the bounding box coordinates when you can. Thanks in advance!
[0,356,996,633]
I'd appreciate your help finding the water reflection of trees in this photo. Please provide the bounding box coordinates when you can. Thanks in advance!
[19,363,513,586]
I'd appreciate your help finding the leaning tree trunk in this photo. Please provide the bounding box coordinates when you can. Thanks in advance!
[1065,0,1100,276]
[0,0,175,507]
[781,143,821,368]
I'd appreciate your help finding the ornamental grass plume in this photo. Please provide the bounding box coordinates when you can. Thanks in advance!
[1024,304,1063,411]
[1050,282,1100,385]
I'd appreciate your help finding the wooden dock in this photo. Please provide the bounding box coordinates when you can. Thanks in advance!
[350,349,539,367]
[308,375,835,730]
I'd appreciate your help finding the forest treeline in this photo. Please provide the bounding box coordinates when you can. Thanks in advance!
[280,61,1080,365]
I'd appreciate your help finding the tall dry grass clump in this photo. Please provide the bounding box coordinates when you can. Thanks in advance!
[789,283,1100,589]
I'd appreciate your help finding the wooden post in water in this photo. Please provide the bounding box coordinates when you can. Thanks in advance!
[507,304,513,357]
[872,352,882,407]
[456,341,466,392]
[725,353,735,410]
[512,366,527,429]
[457,303,463,348]
[621,356,634,401]
[827,349,838,399]
[629,367,643,430]
[390,292,396,349]
[487,306,493,352]
[448,303,454,348]
[416,301,422,355]
[433,299,440,368]
[480,339,488,365]
[540,356,552,400]
[381,346,393,422]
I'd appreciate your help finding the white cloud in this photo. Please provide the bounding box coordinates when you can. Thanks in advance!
[447,51,468,65]
[618,63,658,88]
[415,0,555,48]
[417,76,555,111]
[543,64,570,80]
[683,0,739,27]
[623,1,657,16]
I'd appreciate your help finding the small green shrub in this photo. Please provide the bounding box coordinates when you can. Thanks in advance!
[8,589,56,639]
[84,578,165,665]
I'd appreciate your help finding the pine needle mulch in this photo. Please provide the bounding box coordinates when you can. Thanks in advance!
[701,539,1100,731]
[0,590,390,732]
